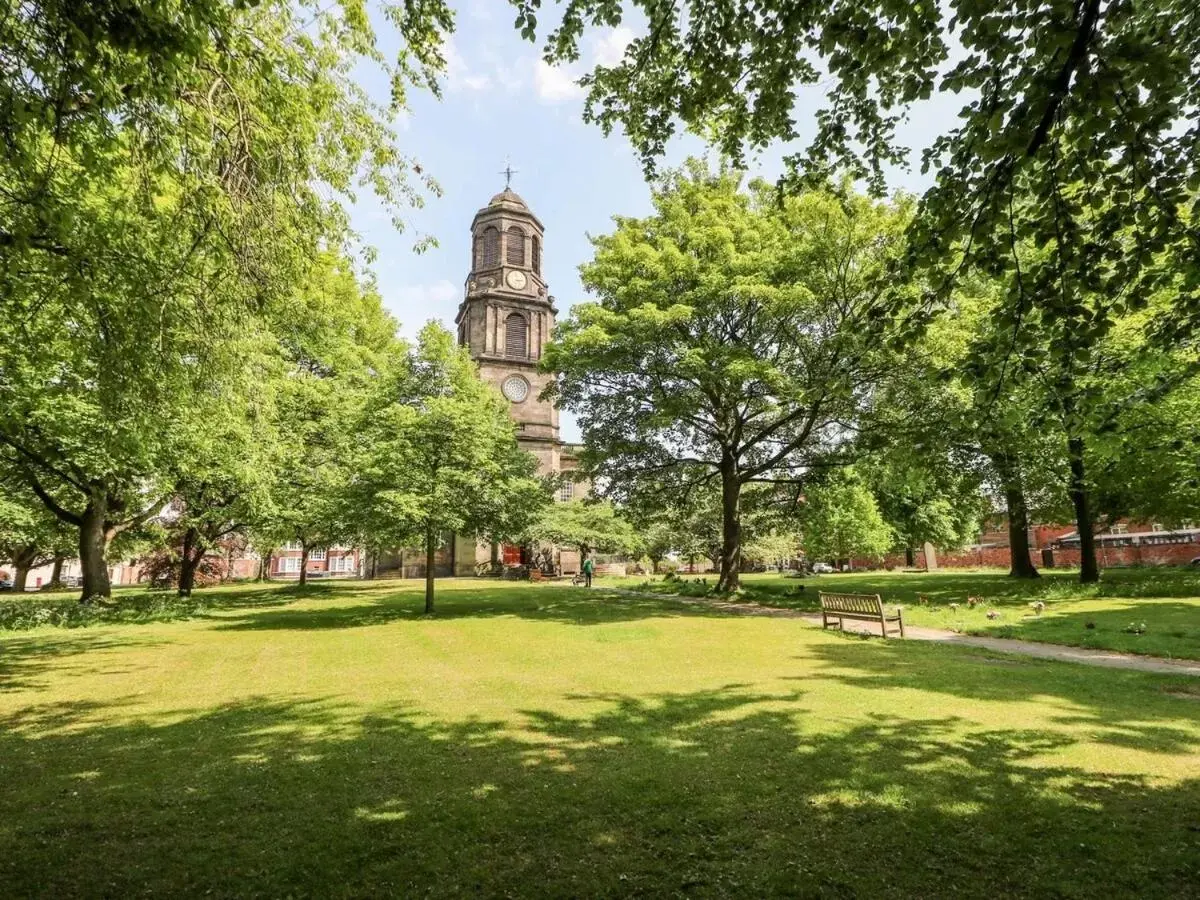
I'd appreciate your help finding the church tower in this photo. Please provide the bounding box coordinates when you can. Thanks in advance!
[455,186,562,474]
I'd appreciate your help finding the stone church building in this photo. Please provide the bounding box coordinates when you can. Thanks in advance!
[446,186,586,575]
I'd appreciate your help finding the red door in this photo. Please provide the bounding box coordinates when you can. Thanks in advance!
[502,544,522,565]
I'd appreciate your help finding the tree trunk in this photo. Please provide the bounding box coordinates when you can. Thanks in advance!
[78,497,112,601]
[424,526,436,614]
[13,559,31,593]
[1067,435,1100,583]
[299,546,310,587]
[50,555,65,586]
[717,457,742,593]
[178,527,203,597]
[988,448,1040,579]
[259,549,273,582]
[1003,481,1040,579]
[904,547,915,568]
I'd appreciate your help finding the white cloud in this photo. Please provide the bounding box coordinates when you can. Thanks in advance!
[443,38,492,93]
[592,26,634,67]
[534,59,585,103]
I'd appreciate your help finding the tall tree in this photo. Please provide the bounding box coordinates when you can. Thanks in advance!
[545,166,906,591]
[865,453,985,568]
[799,469,894,567]
[517,0,1200,335]
[526,500,641,565]
[0,486,76,593]
[0,2,447,599]
[350,324,548,613]
[256,257,401,587]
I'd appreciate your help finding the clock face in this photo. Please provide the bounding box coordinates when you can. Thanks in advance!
[502,375,530,403]
[506,269,527,290]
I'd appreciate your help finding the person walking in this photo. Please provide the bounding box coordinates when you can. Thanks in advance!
[582,556,595,588]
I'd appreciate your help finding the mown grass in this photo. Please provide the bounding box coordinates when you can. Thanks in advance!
[638,569,1200,660]
[1,577,1198,897]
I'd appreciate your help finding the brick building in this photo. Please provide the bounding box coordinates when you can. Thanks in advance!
[270,543,361,579]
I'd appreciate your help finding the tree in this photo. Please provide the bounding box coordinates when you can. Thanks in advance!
[638,521,678,574]
[0,2,448,600]
[743,530,801,570]
[518,0,1200,338]
[865,452,986,568]
[545,166,906,591]
[0,488,75,592]
[350,324,548,613]
[799,470,894,567]
[526,500,641,564]
[254,258,402,588]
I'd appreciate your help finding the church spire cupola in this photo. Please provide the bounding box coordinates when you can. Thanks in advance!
[454,177,560,446]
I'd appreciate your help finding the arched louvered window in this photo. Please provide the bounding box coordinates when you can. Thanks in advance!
[507,226,525,265]
[532,235,541,274]
[480,226,500,268]
[505,313,529,358]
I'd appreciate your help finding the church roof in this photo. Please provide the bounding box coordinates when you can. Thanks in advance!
[489,187,529,208]
[473,185,543,229]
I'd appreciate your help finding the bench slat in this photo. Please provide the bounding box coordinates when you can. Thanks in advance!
[818,592,905,640]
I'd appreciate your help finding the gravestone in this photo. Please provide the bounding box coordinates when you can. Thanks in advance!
[923,542,938,571]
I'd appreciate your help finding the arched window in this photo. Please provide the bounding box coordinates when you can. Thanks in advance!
[480,226,500,268]
[472,233,481,269]
[505,313,529,358]
[506,226,525,265]
[532,235,541,274]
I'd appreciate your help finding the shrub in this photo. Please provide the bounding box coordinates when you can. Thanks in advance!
[140,549,227,589]
[0,593,207,631]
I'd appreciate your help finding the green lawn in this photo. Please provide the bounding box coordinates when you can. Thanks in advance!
[640,569,1200,660]
[2,577,1198,897]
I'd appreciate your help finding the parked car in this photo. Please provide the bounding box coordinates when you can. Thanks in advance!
[0,578,13,592]
[810,562,834,574]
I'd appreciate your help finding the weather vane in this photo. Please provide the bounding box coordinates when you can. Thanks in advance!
[500,156,518,189]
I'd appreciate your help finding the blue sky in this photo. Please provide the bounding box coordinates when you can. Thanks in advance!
[347,1,961,439]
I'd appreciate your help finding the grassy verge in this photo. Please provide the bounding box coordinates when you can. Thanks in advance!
[642,569,1200,660]
[1,578,1197,896]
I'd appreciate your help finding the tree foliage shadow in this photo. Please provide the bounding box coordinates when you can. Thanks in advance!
[1,685,1197,897]
[0,632,168,694]
[212,586,740,631]
[970,600,1200,655]
[803,639,1200,756]
[763,568,1200,607]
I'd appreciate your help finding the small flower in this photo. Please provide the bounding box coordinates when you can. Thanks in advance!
[986,610,1000,620]
[1030,601,1045,615]
[949,603,959,611]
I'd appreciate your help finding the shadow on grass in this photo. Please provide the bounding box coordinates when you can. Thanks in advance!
[804,639,1200,756]
[1,686,1197,896]
[743,567,1200,608]
[965,600,1200,654]
[0,632,169,694]
[212,586,738,631]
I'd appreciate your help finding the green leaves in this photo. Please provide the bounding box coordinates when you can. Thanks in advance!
[346,324,548,558]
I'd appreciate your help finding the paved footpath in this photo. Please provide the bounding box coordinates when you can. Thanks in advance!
[604,588,1200,677]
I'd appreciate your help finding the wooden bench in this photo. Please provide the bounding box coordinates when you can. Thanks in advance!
[818,592,905,639]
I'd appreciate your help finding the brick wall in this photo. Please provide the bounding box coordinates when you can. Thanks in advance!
[849,540,1200,571]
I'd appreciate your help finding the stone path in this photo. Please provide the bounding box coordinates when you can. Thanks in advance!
[603,588,1200,677]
